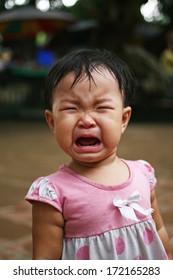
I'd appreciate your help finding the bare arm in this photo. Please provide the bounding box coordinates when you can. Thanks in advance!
[151,189,172,259]
[32,201,64,260]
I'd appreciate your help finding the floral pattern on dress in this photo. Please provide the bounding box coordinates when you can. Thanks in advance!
[27,177,58,200]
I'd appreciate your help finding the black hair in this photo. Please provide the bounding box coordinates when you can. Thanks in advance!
[44,48,135,110]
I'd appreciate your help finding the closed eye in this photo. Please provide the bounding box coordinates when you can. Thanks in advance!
[63,107,77,110]
[96,106,114,111]
[60,107,78,113]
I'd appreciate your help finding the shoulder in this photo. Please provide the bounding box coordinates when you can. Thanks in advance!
[25,166,68,212]
[26,176,57,199]
[125,159,154,171]
[28,165,69,192]
[125,159,157,190]
[136,160,156,177]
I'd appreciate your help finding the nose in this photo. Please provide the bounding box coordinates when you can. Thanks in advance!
[77,112,96,129]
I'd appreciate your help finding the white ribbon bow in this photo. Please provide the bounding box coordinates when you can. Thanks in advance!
[113,191,153,222]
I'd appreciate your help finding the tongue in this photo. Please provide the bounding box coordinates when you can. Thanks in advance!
[77,137,99,146]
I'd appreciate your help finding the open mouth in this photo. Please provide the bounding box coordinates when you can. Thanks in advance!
[76,137,101,147]
[74,136,103,153]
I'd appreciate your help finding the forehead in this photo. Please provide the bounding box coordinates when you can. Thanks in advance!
[52,69,124,107]
[55,68,118,92]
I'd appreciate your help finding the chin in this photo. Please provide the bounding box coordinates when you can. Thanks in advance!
[74,154,111,165]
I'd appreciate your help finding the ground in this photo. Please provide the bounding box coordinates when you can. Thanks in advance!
[0,121,172,259]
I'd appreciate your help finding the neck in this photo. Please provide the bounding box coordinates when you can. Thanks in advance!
[68,153,118,172]
[67,155,130,186]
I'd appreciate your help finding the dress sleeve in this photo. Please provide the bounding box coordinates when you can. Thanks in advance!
[25,177,62,213]
[138,160,157,191]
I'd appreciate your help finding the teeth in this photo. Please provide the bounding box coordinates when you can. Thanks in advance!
[76,137,100,146]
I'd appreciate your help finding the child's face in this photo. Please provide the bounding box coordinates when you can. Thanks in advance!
[45,68,131,165]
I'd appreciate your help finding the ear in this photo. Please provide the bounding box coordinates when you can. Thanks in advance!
[45,110,55,134]
[122,106,132,133]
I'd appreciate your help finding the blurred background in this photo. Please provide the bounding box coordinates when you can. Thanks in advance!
[0,0,173,259]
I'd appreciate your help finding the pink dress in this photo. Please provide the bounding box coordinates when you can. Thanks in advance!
[25,159,168,260]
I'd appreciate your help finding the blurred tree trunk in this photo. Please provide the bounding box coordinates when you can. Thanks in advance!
[65,0,147,53]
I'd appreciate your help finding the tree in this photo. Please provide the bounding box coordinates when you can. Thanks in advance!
[0,0,172,110]
[61,0,148,53]
[0,0,148,52]
[0,0,172,53]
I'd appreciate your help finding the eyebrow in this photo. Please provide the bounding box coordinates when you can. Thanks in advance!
[94,98,114,104]
[59,97,113,104]
[59,98,80,104]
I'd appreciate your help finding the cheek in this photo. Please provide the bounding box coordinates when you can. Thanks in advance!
[101,118,123,145]
[101,113,122,130]
[53,118,74,147]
